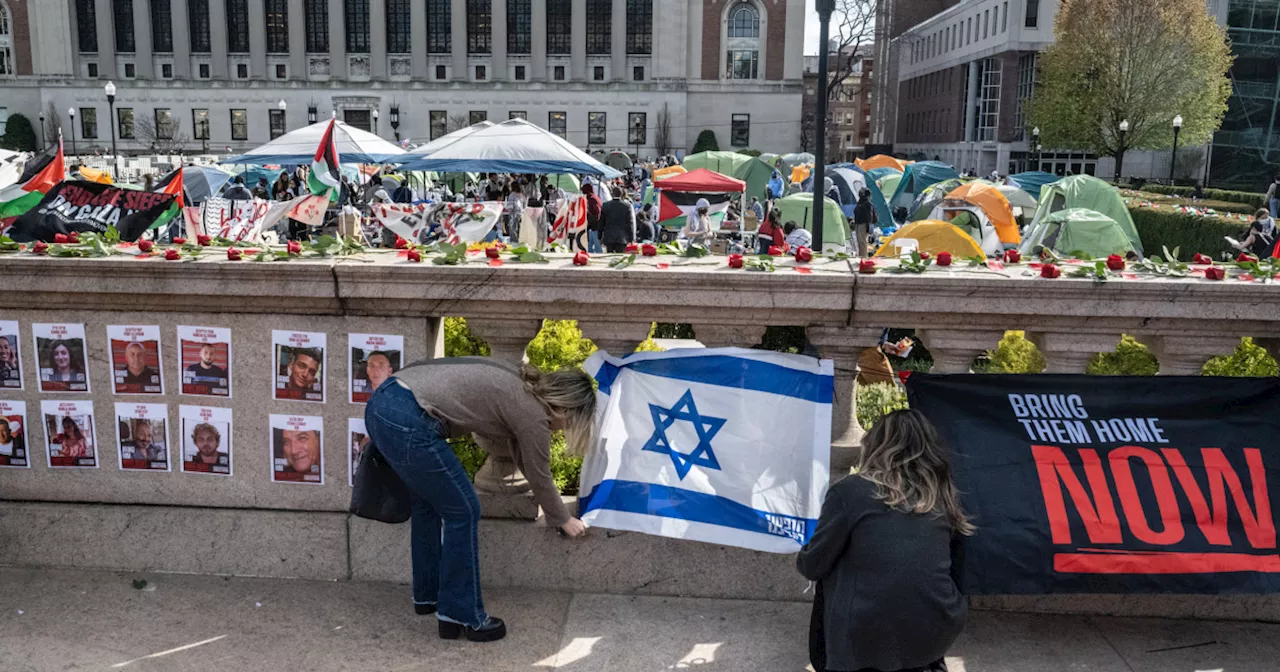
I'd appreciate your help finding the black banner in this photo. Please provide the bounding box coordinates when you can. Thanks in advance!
[907,374,1280,594]
[8,180,177,243]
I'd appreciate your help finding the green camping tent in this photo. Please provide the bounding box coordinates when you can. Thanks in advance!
[1030,175,1143,255]
[732,157,774,204]
[1018,208,1138,259]
[771,193,847,247]
[908,178,967,221]
[549,173,581,193]
[684,151,752,176]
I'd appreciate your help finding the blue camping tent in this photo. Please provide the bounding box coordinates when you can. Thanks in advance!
[1008,171,1059,200]
[802,164,893,228]
[890,161,960,210]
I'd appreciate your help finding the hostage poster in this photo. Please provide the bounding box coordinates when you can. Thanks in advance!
[8,180,177,243]
[908,374,1280,594]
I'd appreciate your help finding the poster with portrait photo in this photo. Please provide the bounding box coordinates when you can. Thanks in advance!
[33,323,90,393]
[178,326,232,398]
[269,414,324,484]
[348,417,369,487]
[42,400,98,468]
[272,330,326,403]
[108,325,165,395]
[115,402,171,471]
[180,404,232,476]
[349,333,404,404]
[0,400,30,468]
[0,320,22,390]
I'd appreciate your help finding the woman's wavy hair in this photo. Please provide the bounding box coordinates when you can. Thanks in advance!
[519,364,597,457]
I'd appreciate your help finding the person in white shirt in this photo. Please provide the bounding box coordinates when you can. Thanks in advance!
[682,198,713,246]
[784,221,812,249]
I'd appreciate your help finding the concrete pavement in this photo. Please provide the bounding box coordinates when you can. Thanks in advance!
[1,568,1277,671]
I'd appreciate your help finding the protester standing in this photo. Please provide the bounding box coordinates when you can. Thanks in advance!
[682,198,713,246]
[637,203,656,242]
[600,187,637,252]
[582,183,604,253]
[852,188,877,256]
[224,176,253,201]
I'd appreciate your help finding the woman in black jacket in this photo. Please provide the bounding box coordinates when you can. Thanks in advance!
[852,188,876,256]
[797,409,972,672]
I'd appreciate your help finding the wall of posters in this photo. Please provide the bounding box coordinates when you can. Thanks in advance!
[0,400,29,468]
[269,414,324,484]
[115,402,170,471]
[348,333,403,404]
[0,320,22,390]
[178,326,232,398]
[272,330,326,403]
[349,417,368,487]
[42,400,97,468]
[180,405,232,476]
[108,325,165,395]
[32,323,90,393]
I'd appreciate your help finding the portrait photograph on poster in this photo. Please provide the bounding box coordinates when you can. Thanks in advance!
[115,402,170,471]
[348,417,369,487]
[42,400,98,468]
[269,414,324,484]
[180,405,232,476]
[348,333,404,404]
[272,331,326,403]
[108,325,165,395]
[0,320,22,390]
[33,323,90,393]
[0,400,29,468]
[178,326,232,398]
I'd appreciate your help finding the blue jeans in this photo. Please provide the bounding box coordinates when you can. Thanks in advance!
[588,229,603,253]
[364,378,487,629]
[1270,198,1278,219]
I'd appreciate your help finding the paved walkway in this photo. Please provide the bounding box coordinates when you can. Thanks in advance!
[1,568,1277,671]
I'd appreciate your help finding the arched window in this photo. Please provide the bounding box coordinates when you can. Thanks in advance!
[725,1,759,79]
[727,2,758,38]
[0,0,12,76]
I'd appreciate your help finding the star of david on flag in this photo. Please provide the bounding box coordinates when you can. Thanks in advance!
[642,389,726,480]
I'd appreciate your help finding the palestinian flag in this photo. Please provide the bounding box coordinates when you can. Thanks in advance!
[307,119,341,203]
[0,140,66,229]
[656,191,733,230]
[151,166,186,229]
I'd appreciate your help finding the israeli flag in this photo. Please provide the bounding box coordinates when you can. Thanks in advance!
[580,348,832,553]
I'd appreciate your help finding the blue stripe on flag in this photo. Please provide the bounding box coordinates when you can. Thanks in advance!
[594,355,832,404]
[579,479,817,545]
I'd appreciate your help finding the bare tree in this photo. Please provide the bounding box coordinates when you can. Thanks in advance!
[825,0,876,106]
[447,114,470,133]
[654,103,673,156]
[44,102,63,147]
[133,114,190,154]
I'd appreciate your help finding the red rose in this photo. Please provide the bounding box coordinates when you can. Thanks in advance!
[164,249,181,261]
[67,231,81,243]
[794,246,813,262]
[138,240,154,253]
[394,237,408,249]
[287,240,302,255]
[936,251,952,267]
[573,251,590,266]
[226,247,242,261]
[407,249,422,262]
[485,247,501,259]
[641,243,657,257]
[625,243,640,254]
[728,254,744,268]
[1236,252,1256,263]
[53,233,68,244]
[1004,249,1021,264]
[1204,266,1226,280]
[173,237,187,245]
[768,246,783,256]
[1105,254,1125,271]
[197,234,212,246]
[32,240,48,254]
[858,259,877,274]
[1192,253,1213,265]
[919,251,930,260]
[1040,264,1061,279]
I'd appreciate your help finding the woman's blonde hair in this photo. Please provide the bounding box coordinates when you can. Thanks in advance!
[856,409,975,536]
[520,364,597,456]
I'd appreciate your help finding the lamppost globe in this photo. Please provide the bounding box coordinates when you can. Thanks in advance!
[104,81,116,98]
[372,109,379,136]
[1119,119,1130,132]
[104,81,119,178]
[278,99,287,110]
[1173,115,1183,129]
[1170,115,1184,184]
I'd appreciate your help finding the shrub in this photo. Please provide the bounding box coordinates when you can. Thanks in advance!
[1202,337,1278,377]
[737,149,762,157]
[761,326,807,353]
[653,323,695,339]
[1129,208,1241,261]
[0,114,37,152]
[981,331,1047,373]
[444,317,490,357]
[526,320,597,371]
[1141,184,1265,209]
[857,383,908,429]
[1087,335,1159,375]
[692,129,720,154]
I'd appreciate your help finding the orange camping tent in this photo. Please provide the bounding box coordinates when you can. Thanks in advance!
[944,181,1020,244]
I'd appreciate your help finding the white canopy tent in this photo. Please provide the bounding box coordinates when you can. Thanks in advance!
[398,118,622,177]
[401,121,495,159]
[0,149,27,190]
[222,120,406,165]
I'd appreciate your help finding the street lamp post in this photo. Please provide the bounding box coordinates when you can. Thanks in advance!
[68,108,77,160]
[1169,114,1183,185]
[308,104,318,125]
[632,117,642,160]
[1114,119,1129,184]
[373,109,380,136]
[390,104,400,142]
[812,0,836,253]
[38,114,45,151]
[105,81,120,178]
[278,99,287,136]
[1031,126,1040,171]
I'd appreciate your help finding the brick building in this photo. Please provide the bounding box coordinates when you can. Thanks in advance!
[802,51,871,162]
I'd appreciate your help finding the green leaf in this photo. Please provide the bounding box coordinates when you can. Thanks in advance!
[608,254,636,269]
[103,226,121,244]
[518,251,548,263]
[0,235,19,252]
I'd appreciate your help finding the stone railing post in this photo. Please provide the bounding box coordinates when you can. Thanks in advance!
[807,327,883,478]
[576,320,654,358]
[693,324,768,349]
[1146,335,1242,375]
[916,329,1006,374]
[461,318,543,497]
[1028,332,1121,374]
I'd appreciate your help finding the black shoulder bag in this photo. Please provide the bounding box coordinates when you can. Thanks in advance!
[349,443,413,524]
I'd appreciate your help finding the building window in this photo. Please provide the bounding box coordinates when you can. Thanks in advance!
[727,50,758,79]
[230,109,248,141]
[1014,52,1037,140]
[236,62,248,78]
[510,110,526,120]
[346,0,370,53]
[586,0,610,54]
[269,109,286,138]
[507,0,531,54]
[192,108,209,140]
[161,63,173,78]
[628,112,646,146]
[626,0,651,54]
[977,57,1001,142]
[77,0,98,52]
[118,108,135,139]
[983,10,989,39]
[1025,0,1039,28]
[154,108,173,139]
[305,0,328,52]
[188,0,210,52]
[114,0,136,52]
[88,62,100,77]
[429,110,446,139]
[469,110,487,124]
[549,111,566,137]
[467,0,491,54]
[475,64,486,80]
[151,0,173,52]
[387,0,411,53]
[731,113,749,147]
[124,62,136,77]
[554,65,565,80]
[227,0,250,52]
[593,66,604,81]
[265,0,288,53]
[633,66,644,81]
[426,0,451,53]
[1002,1,1008,32]
[725,1,759,79]
[275,63,287,78]
[728,1,759,37]
[80,108,98,139]
[588,111,606,145]
[198,63,210,78]
[435,64,447,79]
[547,0,571,54]
[514,65,525,80]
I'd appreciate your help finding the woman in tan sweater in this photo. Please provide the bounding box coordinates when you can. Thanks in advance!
[364,357,596,643]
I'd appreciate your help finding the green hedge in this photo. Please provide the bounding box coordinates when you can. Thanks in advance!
[1141,184,1266,209]
[1129,207,1241,261]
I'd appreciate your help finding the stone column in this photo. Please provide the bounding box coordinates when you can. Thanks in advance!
[611,0,625,81]
[209,0,228,78]
[916,329,1005,374]
[248,0,267,77]
[95,0,116,77]
[464,318,541,364]
[410,0,427,77]
[808,327,883,478]
[530,0,546,81]
[462,317,542,505]
[491,0,506,81]
[570,0,585,80]
[1028,332,1119,374]
[425,317,446,359]
[288,0,307,78]
[1147,335,1242,376]
[132,0,154,78]
[328,0,346,78]
[578,321,654,357]
[693,324,767,349]
[172,0,191,77]
[370,0,387,78]
[450,0,467,80]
